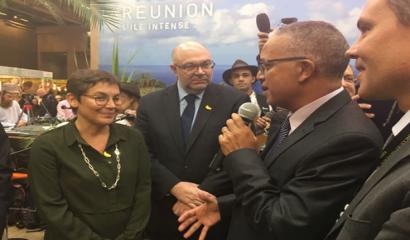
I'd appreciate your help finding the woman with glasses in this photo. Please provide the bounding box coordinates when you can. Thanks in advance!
[29,69,151,240]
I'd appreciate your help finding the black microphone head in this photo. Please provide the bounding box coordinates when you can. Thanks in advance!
[61,105,72,110]
[256,13,271,33]
[281,17,298,25]
[264,110,275,119]
[238,102,261,123]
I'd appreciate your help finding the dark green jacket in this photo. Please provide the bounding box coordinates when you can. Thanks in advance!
[29,122,150,240]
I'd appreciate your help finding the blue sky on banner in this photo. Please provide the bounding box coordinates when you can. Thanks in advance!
[99,0,365,66]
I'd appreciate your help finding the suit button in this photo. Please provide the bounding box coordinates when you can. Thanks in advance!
[216,167,221,172]
[184,165,188,169]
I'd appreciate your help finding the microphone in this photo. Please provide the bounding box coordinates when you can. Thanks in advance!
[61,105,71,110]
[256,13,271,33]
[115,113,136,122]
[238,102,261,124]
[209,103,261,170]
[281,17,298,25]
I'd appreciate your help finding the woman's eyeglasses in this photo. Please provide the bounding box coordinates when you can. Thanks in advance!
[82,94,122,106]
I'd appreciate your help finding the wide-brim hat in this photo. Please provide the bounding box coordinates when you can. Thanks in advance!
[222,59,258,85]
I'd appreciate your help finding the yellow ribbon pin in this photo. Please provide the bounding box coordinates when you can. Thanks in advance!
[205,105,212,111]
[103,151,111,158]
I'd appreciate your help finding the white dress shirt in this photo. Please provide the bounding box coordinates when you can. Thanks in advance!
[288,87,344,134]
[392,110,410,136]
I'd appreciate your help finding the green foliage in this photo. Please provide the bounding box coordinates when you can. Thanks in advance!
[112,39,119,76]
[0,0,121,31]
[110,40,166,95]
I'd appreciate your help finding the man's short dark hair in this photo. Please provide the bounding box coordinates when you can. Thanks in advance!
[388,0,410,26]
[274,21,349,79]
[67,69,119,100]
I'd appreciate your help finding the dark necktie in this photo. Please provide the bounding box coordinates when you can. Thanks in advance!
[181,94,197,145]
[266,117,291,157]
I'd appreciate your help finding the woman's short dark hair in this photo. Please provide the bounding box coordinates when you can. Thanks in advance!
[67,69,119,100]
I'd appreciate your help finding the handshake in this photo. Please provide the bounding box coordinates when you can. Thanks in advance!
[170,182,221,240]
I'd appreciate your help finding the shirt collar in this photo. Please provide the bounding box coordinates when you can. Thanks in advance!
[392,110,410,136]
[249,91,259,107]
[289,87,344,134]
[177,80,205,102]
[64,121,126,147]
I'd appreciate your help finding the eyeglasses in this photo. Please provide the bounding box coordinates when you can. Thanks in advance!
[343,75,355,83]
[258,56,308,74]
[82,94,122,106]
[175,60,215,72]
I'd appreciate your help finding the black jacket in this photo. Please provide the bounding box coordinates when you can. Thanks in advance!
[222,90,383,240]
[136,83,249,239]
[0,123,12,236]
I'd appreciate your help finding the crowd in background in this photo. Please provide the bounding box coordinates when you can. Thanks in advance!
[0,0,410,239]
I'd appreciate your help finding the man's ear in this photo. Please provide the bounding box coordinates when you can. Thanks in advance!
[297,59,316,83]
[170,64,177,74]
[66,93,79,109]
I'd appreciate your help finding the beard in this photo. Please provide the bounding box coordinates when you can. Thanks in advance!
[0,97,13,108]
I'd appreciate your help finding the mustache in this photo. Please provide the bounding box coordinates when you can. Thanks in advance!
[192,74,209,80]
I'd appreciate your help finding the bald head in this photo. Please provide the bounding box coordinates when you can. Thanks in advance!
[171,41,211,64]
[170,41,214,93]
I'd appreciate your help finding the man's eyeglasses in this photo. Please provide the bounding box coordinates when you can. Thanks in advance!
[175,60,215,72]
[258,56,308,74]
[82,94,122,106]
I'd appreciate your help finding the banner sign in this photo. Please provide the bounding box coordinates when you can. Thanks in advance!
[99,0,364,87]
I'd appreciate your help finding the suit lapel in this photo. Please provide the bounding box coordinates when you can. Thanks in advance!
[261,128,279,159]
[163,85,185,155]
[185,85,217,153]
[264,91,352,168]
[264,121,314,167]
[327,135,410,238]
[344,135,410,211]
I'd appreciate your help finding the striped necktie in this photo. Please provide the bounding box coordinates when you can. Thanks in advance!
[266,117,291,156]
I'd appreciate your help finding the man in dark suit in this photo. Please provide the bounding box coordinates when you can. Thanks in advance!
[136,41,249,240]
[0,123,12,236]
[324,0,410,239]
[178,21,383,240]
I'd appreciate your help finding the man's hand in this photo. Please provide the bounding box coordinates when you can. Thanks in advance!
[124,109,137,117]
[254,116,271,131]
[352,95,375,118]
[178,190,221,240]
[170,182,202,207]
[172,201,192,217]
[258,32,270,51]
[219,113,258,156]
[16,120,26,127]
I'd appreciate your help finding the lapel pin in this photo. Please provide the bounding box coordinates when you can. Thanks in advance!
[205,105,212,111]
[103,151,111,158]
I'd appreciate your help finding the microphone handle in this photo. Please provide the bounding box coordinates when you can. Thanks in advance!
[209,117,254,170]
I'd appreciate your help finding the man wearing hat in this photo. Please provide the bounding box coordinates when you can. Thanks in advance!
[0,83,27,128]
[223,59,271,114]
